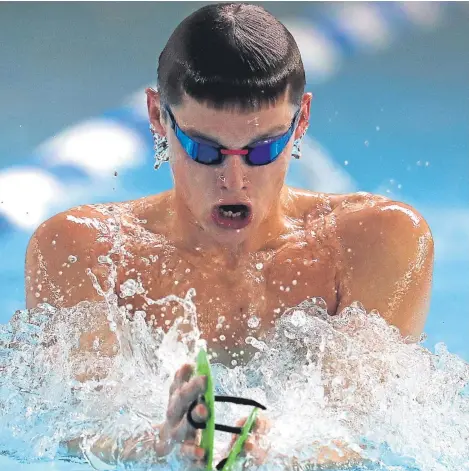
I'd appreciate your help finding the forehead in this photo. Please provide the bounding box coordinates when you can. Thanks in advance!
[169,94,296,147]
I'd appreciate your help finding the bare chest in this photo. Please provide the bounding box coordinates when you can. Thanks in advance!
[115,243,338,367]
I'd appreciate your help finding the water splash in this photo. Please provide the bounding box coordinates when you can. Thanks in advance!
[0,292,467,470]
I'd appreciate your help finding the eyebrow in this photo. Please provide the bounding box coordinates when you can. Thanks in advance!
[184,122,291,147]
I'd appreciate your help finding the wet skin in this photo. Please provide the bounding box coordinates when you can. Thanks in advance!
[24,189,434,367]
[23,91,434,466]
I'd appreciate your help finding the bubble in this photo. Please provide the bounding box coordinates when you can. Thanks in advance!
[247,316,260,329]
[67,255,77,264]
[344,160,349,166]
[292,280,297,286]
[219,335,226,341]
[364,140,369,147]
[98,255,111,264]
[120,279,144,298]
[256,263,263,270]
[376,126,380,131]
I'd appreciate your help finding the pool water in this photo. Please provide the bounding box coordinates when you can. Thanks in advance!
[0,289,467,471]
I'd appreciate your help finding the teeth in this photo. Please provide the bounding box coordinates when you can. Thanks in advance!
[220,209,244,218]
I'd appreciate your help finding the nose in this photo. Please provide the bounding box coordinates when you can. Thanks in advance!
[217,154,248,191]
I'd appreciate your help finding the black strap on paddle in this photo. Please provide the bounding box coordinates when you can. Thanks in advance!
[187,395,267,470]
[187,395,266,433]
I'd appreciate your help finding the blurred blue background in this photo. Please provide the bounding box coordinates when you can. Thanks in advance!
[0,2,468,360]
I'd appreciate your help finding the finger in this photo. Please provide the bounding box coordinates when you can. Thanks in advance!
[180,441,207,462]
[166,376,207,426]
[253,415,271,434]
[171,403,208,442]
[169,363,194,397]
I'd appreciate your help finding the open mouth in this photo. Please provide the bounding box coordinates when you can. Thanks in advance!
[212,203,253,229]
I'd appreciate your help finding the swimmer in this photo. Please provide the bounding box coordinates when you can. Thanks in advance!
[24,3,434,469]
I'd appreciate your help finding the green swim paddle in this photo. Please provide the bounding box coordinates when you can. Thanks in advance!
[187,349,266,471]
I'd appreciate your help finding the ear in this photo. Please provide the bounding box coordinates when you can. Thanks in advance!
[294,92,313,140]
[145,87,167,136]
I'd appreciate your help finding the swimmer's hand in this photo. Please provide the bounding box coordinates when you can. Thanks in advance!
[226,415,363,470]
[226,412,273,467]
[66,363,209,469]
[157,362,210,466]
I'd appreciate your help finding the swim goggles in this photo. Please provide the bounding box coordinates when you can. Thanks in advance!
[165,105,301,166]
[186,349,267,470]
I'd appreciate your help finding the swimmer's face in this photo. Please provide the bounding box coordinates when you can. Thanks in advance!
[147,90,311,245]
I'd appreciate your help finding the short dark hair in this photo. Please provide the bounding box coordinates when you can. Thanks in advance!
[157,2,306,113]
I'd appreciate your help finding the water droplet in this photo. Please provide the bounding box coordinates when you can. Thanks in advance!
[120,279,144,298]
[52,240,56,245]
[284,329,296,340]
[376,126,380,131]
[425,161,430,167]
[247,316,260,329]
[292,280,297,286]
[364,140,369,147]
[256,263,263,270]
[68,255,77,263]
[344,160,349,166]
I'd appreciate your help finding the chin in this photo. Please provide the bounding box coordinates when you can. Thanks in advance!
[205,218,256,248]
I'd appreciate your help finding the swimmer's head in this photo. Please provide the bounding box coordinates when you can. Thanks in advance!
[147,3,311,246]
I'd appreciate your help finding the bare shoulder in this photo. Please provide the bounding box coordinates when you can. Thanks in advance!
[25,203,120,309]
[329,192,433,248]
[285,187,432,251]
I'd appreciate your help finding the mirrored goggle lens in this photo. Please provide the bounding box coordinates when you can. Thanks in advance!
[249,133,291,165]
[196,143,220,164]
[248,146,273,165]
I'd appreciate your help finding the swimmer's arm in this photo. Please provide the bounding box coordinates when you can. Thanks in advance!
[336,200,434,339]
[271,440,364,470]
[24,207,119,381]
[63,425,167,466]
